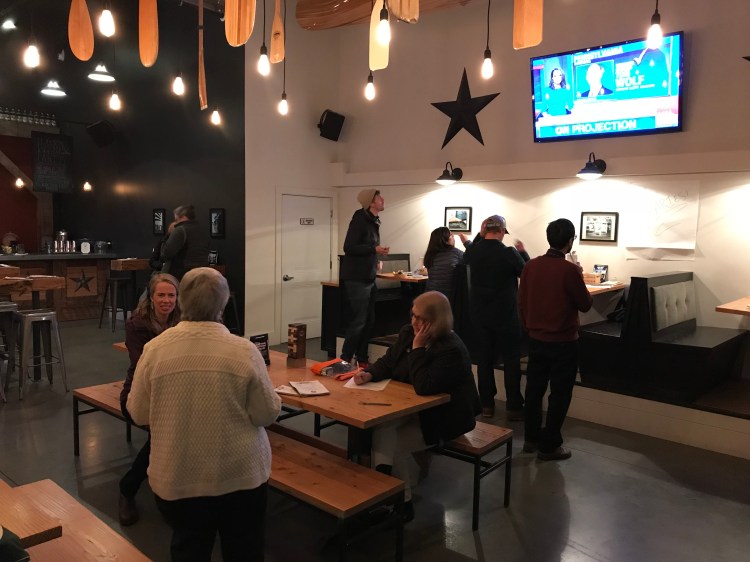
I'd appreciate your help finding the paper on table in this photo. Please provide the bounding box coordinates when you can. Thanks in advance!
[344,378,390,391]
[289,380,330,396]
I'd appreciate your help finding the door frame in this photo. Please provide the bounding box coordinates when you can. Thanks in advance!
[274,186,339,345]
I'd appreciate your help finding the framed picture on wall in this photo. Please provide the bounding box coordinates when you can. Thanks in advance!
[153,208,166,236]
[444,207,472,233]
[580,212,619,243]
[210,208,226,238]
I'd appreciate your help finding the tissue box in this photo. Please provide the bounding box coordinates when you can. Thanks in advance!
[583,273,601,284]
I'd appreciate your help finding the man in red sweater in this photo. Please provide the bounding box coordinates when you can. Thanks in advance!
[518,218,593,460]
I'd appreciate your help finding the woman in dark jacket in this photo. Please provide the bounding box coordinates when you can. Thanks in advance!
[424,226,470,302]
[118,273,180,526]
[353,291,480,519]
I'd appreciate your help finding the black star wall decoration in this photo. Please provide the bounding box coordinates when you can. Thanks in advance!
[70,269,94,293]
[431,69,500,149]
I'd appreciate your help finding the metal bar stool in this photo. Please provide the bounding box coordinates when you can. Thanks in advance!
[0,301,18,402]
[14,309,69,400]
[98,276,132,332]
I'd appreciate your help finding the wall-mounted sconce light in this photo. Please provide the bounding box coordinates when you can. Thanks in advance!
[436,162,463,185]
[15,178,25,188]
[576,152,606,180]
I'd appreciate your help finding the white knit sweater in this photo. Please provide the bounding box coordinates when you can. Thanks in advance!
[127,321,282,501]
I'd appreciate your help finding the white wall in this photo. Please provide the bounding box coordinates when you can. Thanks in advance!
[246,0,750,340]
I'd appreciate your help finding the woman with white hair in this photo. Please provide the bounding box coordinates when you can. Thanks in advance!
[353,290,481,521]
[127,267,281,562]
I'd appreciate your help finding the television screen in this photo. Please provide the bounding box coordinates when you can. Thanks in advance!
[531,32,684,142]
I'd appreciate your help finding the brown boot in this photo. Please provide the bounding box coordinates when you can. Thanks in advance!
[118,494,139,526]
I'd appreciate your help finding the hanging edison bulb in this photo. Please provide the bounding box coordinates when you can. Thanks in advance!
[172,76,185,95]
[257,44,270,76]
[364,72,376,101]
[23,43,40,67]
[481,49,494,79]
[376,6,390,46]
[15,178,25,188]
[278,93,288,115]
[109,92,122,110]
[210,110,221,125]
[99,9,115,37]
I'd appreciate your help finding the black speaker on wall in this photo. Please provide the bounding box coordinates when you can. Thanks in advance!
[86,120,116,147]
[318,109,345,142]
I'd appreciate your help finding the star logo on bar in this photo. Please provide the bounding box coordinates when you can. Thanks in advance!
[70,269,94,293]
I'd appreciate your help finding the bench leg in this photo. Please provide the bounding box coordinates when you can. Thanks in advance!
[314,413,321,437]
[336,518,350,562]
[73,397,80,456]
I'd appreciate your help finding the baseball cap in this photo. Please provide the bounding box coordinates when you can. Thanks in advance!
[485,215,509,234]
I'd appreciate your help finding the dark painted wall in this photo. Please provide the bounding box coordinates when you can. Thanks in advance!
[0,0,246,329]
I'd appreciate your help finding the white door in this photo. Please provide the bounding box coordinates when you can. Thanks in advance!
[281,194,332,339]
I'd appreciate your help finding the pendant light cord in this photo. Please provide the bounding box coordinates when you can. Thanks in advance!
[282,0,286,92]
[485,0,491,50]
[263,0,266,42]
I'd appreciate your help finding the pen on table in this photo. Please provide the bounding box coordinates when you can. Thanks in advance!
[359,401,392,406]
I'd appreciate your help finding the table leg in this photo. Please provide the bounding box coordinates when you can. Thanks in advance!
[347,427,372,466]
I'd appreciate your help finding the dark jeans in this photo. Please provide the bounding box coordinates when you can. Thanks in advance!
[524,338,578,453]
[119,437,150,498]
[119,398,150,499]
[155,484,268,562]
[341,280,377,363]
[475,323,524,410]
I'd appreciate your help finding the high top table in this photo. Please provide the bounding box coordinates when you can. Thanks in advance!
[716,297,750,316]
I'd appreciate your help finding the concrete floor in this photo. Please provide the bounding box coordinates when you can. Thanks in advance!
[1,318,750,561]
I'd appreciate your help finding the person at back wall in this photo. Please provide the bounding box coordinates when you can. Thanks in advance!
[160,204,210,281]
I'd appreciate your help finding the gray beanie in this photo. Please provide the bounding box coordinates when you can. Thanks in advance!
[357,189,379,209]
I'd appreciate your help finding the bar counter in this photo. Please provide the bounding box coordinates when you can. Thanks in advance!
[1,253,118,321]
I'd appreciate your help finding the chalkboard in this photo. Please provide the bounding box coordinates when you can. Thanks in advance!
[32,131,74,193]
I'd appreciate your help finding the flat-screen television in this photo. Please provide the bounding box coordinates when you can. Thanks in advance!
[531,31,684,142]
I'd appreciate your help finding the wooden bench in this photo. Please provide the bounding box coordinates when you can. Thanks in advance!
[436,421,513,530]
[0,481,62,548]
[267,423,405,561]
[19,479,149,561]
[73,381,141,456]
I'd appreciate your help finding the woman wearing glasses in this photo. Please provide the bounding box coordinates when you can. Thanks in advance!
[353,291,480,521]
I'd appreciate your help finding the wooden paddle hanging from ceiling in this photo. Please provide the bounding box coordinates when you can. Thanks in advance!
[296,0,467,31]
[139,0,159,67]
[270,0,285,63]
[390,0,419,24]
[225,0,256,47]
[512,0,543,50]
[68,0,94,61]
[368,0,388,71]
[198,0,208,109]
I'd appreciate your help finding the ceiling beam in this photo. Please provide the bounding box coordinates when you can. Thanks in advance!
[0,148,34,189]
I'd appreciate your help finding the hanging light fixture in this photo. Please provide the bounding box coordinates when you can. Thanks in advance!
[376,1,391,46]
[23,43,40,68]
[109,91,121,110]
[436,162,463,185]
[576,152,607,180]
[83,181,93,192]
[646,0,663,50]
[277,2,288,115]
[364,71,376,101]
[15,178,25,188]
[99,4,116,37]
[258,0,270,76]
[172,75,185,95]
[88,63,115,82]
[210,109,222,125]
[2,19,16,30]
[481,0,494,79]
[41,80,66,97]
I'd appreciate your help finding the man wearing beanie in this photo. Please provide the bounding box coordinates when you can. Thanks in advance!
[464,214,530,420]
[340,189,389,368]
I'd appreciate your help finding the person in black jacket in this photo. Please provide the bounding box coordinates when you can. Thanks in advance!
[340,189,389,368]
[353,291,481,520]
[464,215,530,420]
[160,204,209,281]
